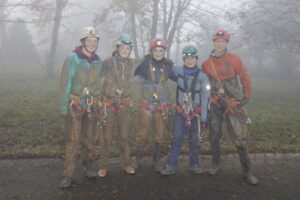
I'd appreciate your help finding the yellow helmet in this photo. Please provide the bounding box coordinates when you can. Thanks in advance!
[80,26,100,41]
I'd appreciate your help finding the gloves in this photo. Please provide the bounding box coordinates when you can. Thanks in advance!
[237,98,249,108]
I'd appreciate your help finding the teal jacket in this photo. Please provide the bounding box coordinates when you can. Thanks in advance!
[59,46,102,112]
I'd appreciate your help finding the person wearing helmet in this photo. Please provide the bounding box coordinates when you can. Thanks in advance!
[201,29,258,185]
[132,38,173,171]
[161,44,210,175]
[59,26,102,188]
[97,33,139,177]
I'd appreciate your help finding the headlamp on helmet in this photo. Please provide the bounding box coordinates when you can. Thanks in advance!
[80,26,100,41]
[212,29,230,41]
[182,44,198,59]
[150,38,166,50]
[116,33,133,47]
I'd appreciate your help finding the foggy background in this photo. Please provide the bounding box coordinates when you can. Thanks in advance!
[0,0,299,81]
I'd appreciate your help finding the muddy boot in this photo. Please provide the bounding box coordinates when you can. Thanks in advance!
[152,142,162,172]
[82,160,97,178]
[237,146,258,185]
[60,177,72,188]
[132,143,144,169]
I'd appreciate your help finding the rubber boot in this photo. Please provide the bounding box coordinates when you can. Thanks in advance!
[237,146,258,185]
[209,138,221,175]
[82,160,97,178]
[152,142,162,172]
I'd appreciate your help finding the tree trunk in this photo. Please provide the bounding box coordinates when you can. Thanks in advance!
[46,0,67,79]
[130,13,140,58]
[0,0,8,66]
[150,0,159,39]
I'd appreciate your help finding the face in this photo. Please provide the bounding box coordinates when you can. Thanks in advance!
[83,36,99,53]
[117,45,131,58]
[152,47,165,61]
[213,38,228,54]
[184,56,197,68]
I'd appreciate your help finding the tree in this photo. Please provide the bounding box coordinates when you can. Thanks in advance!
[45,0,69,79]
[5,22,39,65]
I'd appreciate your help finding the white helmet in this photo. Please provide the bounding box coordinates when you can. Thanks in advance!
[80,26,100,41]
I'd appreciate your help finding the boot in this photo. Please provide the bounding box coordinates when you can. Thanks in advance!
[237,146,258,185]
[152,142,162,172]
[60,177,72,188]
[82,160,97,178]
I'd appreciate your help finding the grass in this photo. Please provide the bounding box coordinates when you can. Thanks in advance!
[0,66,300,158]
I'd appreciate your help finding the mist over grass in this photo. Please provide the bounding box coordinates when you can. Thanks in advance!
[0,65,299,158]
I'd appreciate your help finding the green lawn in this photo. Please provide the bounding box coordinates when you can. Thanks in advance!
[0,68,299,158]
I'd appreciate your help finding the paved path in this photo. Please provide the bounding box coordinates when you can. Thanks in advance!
[0,153,299,200]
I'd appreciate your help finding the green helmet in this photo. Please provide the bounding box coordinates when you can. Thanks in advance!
[182,44,198,58]
[116,33,133,47]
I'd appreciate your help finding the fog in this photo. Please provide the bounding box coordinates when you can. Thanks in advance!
[0,0,299,81]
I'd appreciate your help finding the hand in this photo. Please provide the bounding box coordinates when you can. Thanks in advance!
[237,98,249,108]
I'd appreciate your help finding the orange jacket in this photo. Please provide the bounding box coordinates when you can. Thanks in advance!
[201,51,251,99]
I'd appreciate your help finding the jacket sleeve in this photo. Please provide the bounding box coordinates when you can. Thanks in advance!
[236,57,251,99]
[59,56,72,113]
[200,72,211,122]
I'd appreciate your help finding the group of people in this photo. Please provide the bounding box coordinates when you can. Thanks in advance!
[59,26,258,188]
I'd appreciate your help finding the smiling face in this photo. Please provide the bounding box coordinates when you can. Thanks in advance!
[82,36,99,56]
[151,47,165,61]
[213,38,228,56]
[183,56,198,68]
[117,45,131,58]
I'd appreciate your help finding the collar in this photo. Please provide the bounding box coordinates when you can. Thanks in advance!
[210,49,227,58]
[74,46,99,62]
[183,65,199,75]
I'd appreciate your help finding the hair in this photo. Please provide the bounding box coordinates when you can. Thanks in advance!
[112,50,119,56]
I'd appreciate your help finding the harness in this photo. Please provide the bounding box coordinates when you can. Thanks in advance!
[209,56,239,115]
[176,105,201,127]
[139,100,169,119]
[139,60,169,119]
[176,69,201,127]
[103,97,131,114]
[149,60,166,102]
[69,93,100,118]
[101,57,133,122]
[113,56,129,98]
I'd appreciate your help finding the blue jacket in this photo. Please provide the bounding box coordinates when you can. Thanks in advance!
[134,55,173,103]
[171,65,210,122]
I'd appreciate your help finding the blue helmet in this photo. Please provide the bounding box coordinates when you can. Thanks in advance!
[116,33,133,47]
